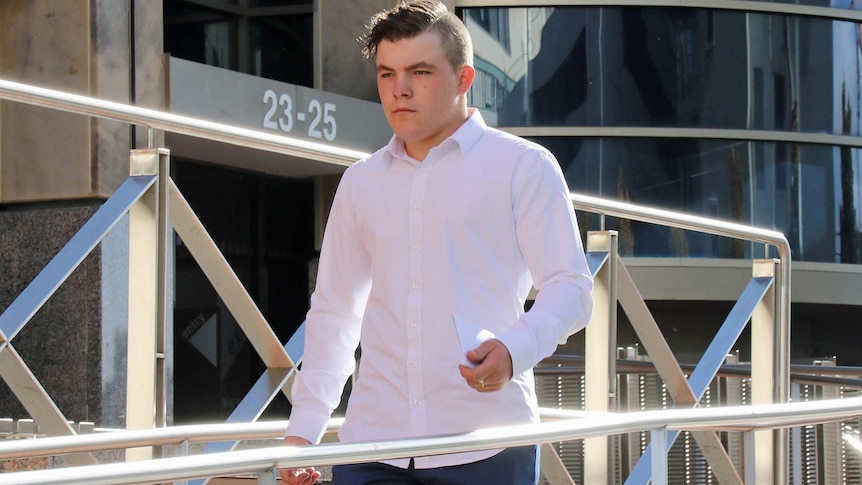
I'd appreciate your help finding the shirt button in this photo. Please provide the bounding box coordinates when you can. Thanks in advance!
[411,322,419,328]
[414,399,421,406]
[411,242,421,250]
[411,361,418,368]
[412,203,421,210]
[411,281,420,289]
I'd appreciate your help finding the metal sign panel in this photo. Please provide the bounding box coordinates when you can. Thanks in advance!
[168,57,391,155]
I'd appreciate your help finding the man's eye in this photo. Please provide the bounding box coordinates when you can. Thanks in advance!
[380,73,393,78]
[415,70,430,75]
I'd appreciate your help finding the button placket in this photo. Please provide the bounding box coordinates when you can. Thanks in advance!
[406,160,430,435]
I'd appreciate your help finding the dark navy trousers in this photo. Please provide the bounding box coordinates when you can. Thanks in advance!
[330,445,539,485]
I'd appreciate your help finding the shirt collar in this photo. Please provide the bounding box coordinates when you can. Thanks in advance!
[382,109,487,168]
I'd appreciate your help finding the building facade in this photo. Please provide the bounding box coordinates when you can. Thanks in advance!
[1,0,861,449]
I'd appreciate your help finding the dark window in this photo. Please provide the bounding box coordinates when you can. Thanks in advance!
[248,0,311,5]
[164,2,236,70]
[460,6,846,137]
[250,15,313,87]
[774,74,788,189]
[532,136,841,263]
[164,0,313,86]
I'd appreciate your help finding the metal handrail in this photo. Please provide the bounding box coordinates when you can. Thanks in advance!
[1,398,861,485]
[570,192,792,405]
[0,78,797,483]
[0,420,295,460]
[0,78,368,167]
[0,408,596,461]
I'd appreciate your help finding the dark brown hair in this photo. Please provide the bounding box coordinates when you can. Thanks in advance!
[359,0,473,70]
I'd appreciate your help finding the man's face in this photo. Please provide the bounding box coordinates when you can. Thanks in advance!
[376,30,473,160]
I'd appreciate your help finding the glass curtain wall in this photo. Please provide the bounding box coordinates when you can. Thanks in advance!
[460,5,862,264]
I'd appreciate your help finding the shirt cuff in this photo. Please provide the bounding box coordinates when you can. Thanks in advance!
[496,310,564,376]
[284,405,331,445]
[495,321,538,377]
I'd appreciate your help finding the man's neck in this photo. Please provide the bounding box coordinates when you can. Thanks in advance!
[405,111,472,162]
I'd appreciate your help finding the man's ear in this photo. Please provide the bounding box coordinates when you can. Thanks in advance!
[457,65,476,95]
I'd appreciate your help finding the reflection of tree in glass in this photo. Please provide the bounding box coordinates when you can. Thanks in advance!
[729,145,744,258]
[617,168,634,256]
[669,228,689,257]
[839,84,860,263]
[788,101,801,260]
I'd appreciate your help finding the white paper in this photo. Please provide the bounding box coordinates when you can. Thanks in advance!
[453,314,495,368]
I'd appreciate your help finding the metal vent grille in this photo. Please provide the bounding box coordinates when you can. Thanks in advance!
[535,359,862,484]
[641,376,717,484]
[789,384,820,484]
[841,387,862,485]
[536,368,585,484]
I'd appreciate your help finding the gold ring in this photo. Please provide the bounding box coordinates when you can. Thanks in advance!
[479,379,485,389]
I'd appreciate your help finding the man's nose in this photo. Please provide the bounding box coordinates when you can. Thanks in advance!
[395,77,412,98]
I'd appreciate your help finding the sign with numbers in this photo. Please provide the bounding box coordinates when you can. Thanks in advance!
[169,57,391,154]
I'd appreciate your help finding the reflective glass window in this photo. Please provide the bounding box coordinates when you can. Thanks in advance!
[165,3,235,70]
[164,0,313,86]
[535,137,862,264]
[462,7,862,137]
[248,0,312,5]
[223,0,313,6]
[769,0,858,10]
[250,15,313,86]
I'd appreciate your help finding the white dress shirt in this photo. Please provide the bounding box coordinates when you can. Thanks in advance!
[285,110,593,468]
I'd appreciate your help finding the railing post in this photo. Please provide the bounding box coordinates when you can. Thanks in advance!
[750,259,777,484]
[744,430,755,485]
[650,427,668,485]
[584,231,618,484]
[258,469,278,485]
[125,148,170,461]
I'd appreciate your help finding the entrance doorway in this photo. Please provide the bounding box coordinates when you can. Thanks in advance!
[172,159,315,423]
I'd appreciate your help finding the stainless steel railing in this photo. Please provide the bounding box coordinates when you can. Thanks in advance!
[0,77,795,484]
[570,192,791,404]
[0,78,367,166]
[1,397,861,485]
[0,408,597,462]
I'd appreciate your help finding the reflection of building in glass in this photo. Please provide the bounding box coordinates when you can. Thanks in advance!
[464,6,861,266]
[462,4,862,481]
[464,8,551,125]
[462,4,862,378]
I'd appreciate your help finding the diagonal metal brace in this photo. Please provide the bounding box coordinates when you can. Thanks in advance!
[0,176,155,344]
[189,325,306,485]
[0,345,97,466]
[624,275,774,485]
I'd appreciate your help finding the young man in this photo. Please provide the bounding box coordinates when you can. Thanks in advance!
[280,1,593,484]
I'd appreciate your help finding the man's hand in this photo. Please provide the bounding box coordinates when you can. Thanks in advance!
[458,339,513,392]
[278,436,321,485]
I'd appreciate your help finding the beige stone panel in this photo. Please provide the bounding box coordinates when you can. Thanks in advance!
[317,0,391,101]
[91,0,132,199]
[0,0,92,203]
[130,0,166,150]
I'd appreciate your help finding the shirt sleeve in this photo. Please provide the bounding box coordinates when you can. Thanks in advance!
[495,148,594,376]
[285,169,371,444]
